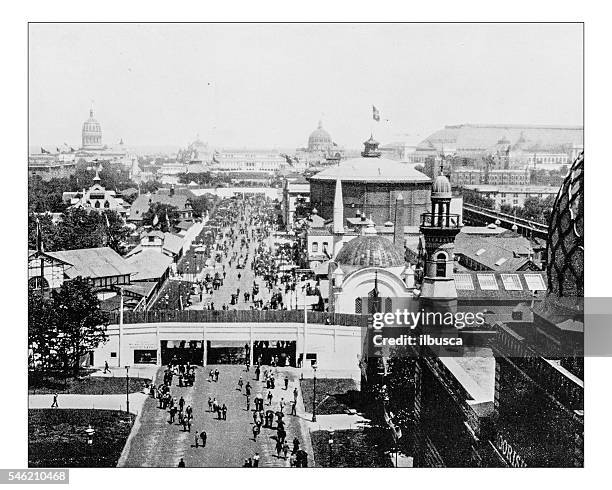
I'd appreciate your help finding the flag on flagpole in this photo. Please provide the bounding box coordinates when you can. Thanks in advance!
[104,212,111,229]
[152,213,159,227]
[165,210,170,226]
[372,105,380,122]
[40,147,50,154]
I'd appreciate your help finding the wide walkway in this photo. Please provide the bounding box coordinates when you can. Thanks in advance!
[119,364,313,468]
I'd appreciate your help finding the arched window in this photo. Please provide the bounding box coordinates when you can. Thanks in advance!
[104,201,110,208]
[94,201,101,208]
[385,297,393,312]
[436,252,447,278]
[28,276,49,291]
[355,297,362,314]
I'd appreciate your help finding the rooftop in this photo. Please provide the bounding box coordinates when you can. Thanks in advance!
[125,249,173,281]
[48,247,134,279]
[309,157,430,183]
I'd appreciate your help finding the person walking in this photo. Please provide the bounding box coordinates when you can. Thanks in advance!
[284,375,289,390]
[200,430,207,448]
[245,382,251,397]
[252,423,260,442]
[252,453,260,467]
[282,441,290,459]
[246,395,251,411]
[103,361,110,374]
[276,439,283,458]
[178,458,185,467]
[207,396,213,412]
[290,400,297,416]
[293,387,298,403]
[214,368,220,382]
[279,398,285,414]
[221,404,227,420]
[51,393,59,408]
[267,390,273,406]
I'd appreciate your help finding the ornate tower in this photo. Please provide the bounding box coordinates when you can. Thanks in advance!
[332,176,345,256]
[419,168,461,300]
[81,107,103,149]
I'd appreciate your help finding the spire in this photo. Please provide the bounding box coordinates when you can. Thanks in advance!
[333,177,344,234]
[317,120,323,130]
[393,193,405,246]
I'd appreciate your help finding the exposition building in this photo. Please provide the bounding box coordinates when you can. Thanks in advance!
[308,135,431,226]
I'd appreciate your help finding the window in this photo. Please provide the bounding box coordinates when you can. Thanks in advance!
[385,297,393,312]
[453,274,475,290]
[323,242,329,253]
[436,253,446,277]
[501,274,523,290]
[312,242,318,253]
[477,274,499,290]
[110,352,117,358]
[524,273,546,291]
[28,276,49,290]
[354,297,362,314]
[94,200,101,208]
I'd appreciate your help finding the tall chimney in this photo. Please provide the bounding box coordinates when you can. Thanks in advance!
[393,193,405,246]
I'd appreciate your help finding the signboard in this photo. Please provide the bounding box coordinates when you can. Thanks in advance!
[495,433,527,468]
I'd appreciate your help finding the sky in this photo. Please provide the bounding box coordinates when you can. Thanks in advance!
[29,23,583,150]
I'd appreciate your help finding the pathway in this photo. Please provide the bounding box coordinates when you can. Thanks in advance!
[119,364,313,467]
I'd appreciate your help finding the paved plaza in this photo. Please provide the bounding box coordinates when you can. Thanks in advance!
[120,363,313,467]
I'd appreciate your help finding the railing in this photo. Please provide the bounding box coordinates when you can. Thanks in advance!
[463,203,549,233]
[420,212,461,229]
[107,309,368,328]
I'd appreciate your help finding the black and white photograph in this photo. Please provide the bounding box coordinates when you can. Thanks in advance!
[3,5,611,486]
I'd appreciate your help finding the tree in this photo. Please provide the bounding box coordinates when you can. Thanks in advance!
[28,289,59,375]
[142,203,180,232]
[102,210,131,255]
[28,213,57,251]
[189,195,213,219]
[52,278,109,376]
[55,208,106,250]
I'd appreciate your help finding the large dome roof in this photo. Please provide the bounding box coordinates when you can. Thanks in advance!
[82,109,101,133]
[336,234,406,268]
[308,121,332,151]
[547,152,583,297]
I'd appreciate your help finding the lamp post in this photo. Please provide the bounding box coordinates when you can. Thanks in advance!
[311,361,317,422]
[125,365,130,413]
[328,430,334,467]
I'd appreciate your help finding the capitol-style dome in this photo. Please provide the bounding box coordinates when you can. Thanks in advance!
[432,174,452,198]
[308,121,333,152]
[82,108,103,149]
[336,234,406,269]
[547,152,583,297]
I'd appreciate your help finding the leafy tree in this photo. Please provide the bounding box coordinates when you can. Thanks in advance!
[28,213,57,251]
[142,203,180,232]
[28,290,59,374]
[189,195,213,219]
[463,191,496,209]
[55,208,106,250]
[52,278,109,376]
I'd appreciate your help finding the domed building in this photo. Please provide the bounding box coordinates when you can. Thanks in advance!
[309,135,431,226]
[308,121,334,153]
[328,223,416,314]
[81,108,103,150]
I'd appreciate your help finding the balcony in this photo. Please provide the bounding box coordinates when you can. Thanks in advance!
[420,212,461,229]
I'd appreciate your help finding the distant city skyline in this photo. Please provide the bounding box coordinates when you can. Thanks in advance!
[29,23,583,150]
